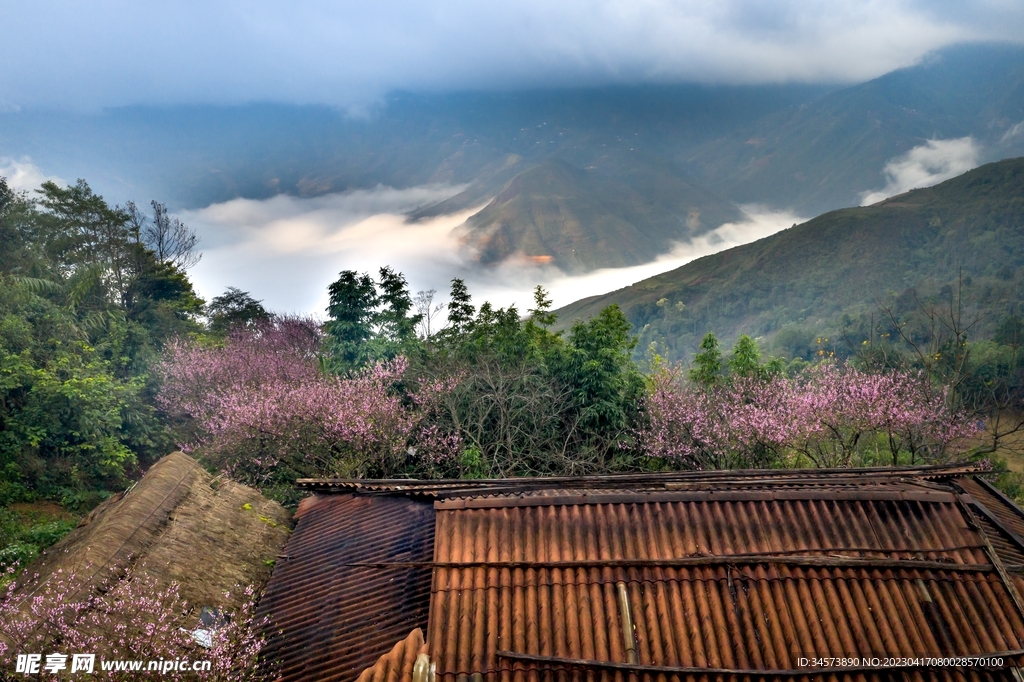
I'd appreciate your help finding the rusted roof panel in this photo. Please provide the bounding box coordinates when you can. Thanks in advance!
[264,467,1024,681]
[297,463,982,496]
[429,496,1024,680]
[257,495,435,682]
[959,477,1024,564]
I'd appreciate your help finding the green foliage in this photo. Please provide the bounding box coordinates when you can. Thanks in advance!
[0,506,78,570]
[445,278,475,338]
[458,445,486,480]
[207,287,270,335]
[0,277,154,496]
[689,333,722,386]
[728,335,761,377]
[690,333,784,387]
[415,281,646,476]
[324,270,379,370]
[373,266,423,354]
[529,284,558,328]
[0,174,200,503]
[559,305,644,437]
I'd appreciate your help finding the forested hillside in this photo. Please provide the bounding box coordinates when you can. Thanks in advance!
[3,159,1022,514]
[556,157,1024,363]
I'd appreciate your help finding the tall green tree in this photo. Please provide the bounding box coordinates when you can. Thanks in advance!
[557,304,644,442]
[373,266,422,351]
[0,175,202,503]
[325,270,378,370]
[444,278,475,338]
[690,333,722,386]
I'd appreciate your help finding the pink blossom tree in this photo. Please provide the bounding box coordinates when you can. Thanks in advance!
[0,565,269,681]
[638,361,981,469]
[156,318,461,488]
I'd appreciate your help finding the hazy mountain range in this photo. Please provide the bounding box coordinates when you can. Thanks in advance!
[3,42,1024,333]
[4,43,1023,276]
[555,156,1024,361]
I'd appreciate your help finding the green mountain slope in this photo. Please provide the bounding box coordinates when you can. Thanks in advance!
[458,157,742,273]
[554,157,1024,360]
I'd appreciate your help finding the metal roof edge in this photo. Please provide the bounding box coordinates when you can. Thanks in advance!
[296,462,983,495]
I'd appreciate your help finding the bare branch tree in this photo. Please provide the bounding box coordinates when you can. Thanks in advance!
[873,270,1023,460]
[414,289,445,341]
[144,201,201,270]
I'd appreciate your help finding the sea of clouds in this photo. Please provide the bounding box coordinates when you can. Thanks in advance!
[4,140,988,318]
[182,188,805,315]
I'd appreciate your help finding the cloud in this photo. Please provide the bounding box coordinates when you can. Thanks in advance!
[183,185,473,314]
[0,157,65,192]
[1,1,1020,110]
[1002,120,1024,143]
[519,207,806,310]
[859,137,981,205]
[184,187,803,316]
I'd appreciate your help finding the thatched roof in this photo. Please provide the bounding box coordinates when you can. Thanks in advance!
[32,451,292,612]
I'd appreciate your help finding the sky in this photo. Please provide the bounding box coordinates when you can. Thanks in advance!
[1,1,1023,112]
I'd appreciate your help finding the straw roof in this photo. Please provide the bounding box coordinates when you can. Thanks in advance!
[31,451,292,612]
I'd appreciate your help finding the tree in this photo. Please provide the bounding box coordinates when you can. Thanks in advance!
[373,266,422,353]
[144,201,201,270]
[413,289,444,341]
[638,360,979,470]
[324,270,378,371]
[324,267,424,371]
[728,335,761,377]
[865,275,1024,458]
[689,333,722,386]
[34,180,131,284]
[0,175,203,502]
[207,287,270,335]
[125,201,201,271]
[0,276,164,503]
[157,320,460,496]
[558,304,643,438]
[528,285,557,328]
[444,278,475,338]
[419,280,646,476]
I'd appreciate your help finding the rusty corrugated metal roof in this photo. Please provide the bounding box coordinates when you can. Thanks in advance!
[256,495,435,682]
[430,493,1024,681]
[296,463,981,497]
[262,466,1024,681]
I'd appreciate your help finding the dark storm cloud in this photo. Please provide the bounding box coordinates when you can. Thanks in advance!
[1,0,1021,111]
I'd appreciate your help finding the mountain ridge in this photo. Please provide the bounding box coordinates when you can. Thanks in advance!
[553,156,1024,361]
[457,156,743,273]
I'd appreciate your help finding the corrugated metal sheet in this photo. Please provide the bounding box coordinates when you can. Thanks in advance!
[959,478,1024,564]
[297,463,981,497]
[262,468,1024,682]
[429,493,1024,681]
[257,494,435,682]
